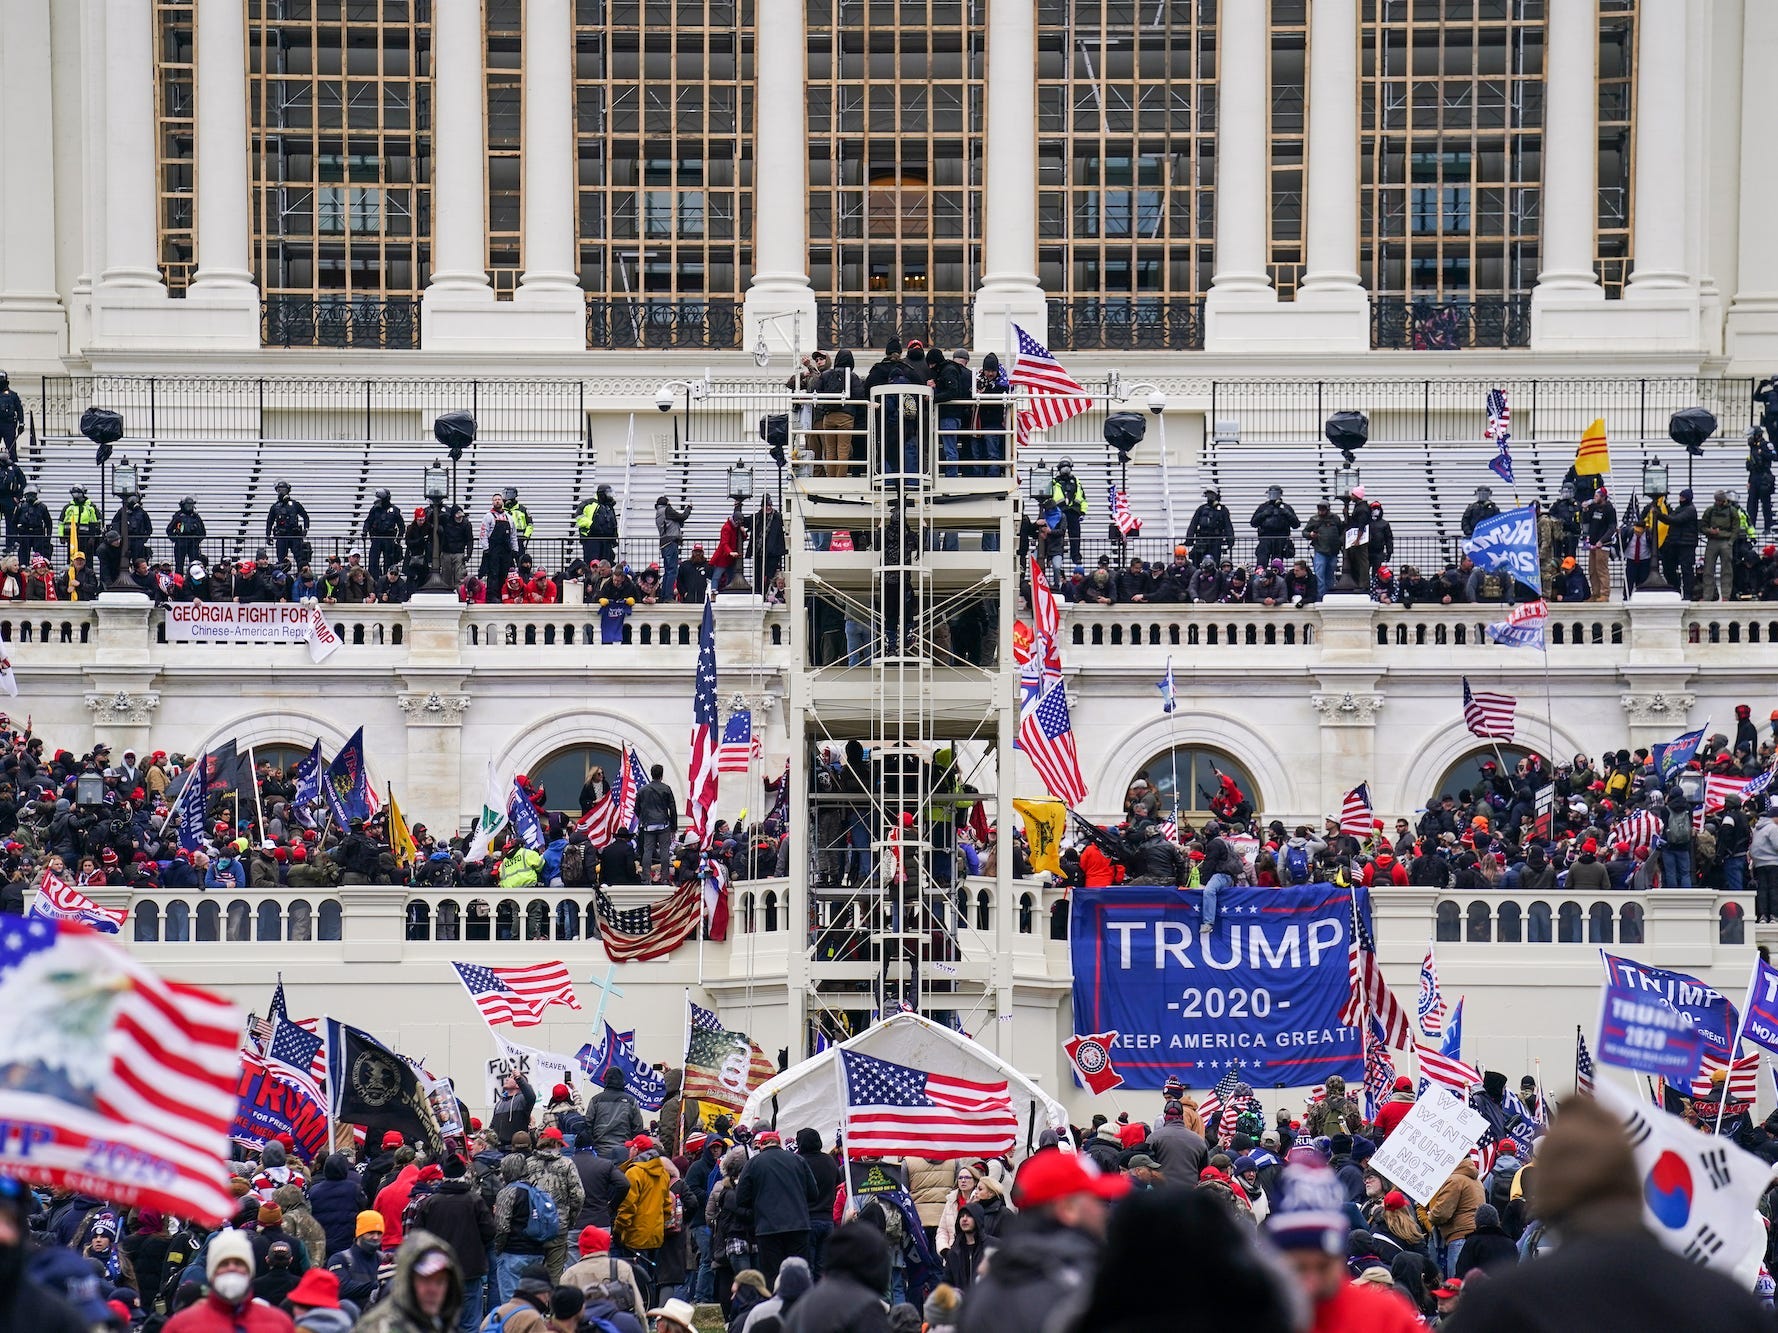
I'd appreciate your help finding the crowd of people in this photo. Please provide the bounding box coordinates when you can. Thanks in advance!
[5,1052,1774,1333]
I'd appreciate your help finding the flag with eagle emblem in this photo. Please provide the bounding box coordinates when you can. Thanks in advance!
[323,726,372,825]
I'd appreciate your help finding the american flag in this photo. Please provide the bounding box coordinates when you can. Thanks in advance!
[1339,887,1413,1049]
[1338,783,1374,838]
[840,1048,1018,1158]
[0,917,242,1223]
[1415,1040,1481,1096]
[1109,485,1140,536]
[450,961,581,1027]
[593,881,703,963]
[1417,944,1448,1038]
[1474,1121,1502,1175]
[265,1014,326,1102]
[1009,324,1089,448]
[576,745,650,847]
[688,595,720,846]
[1017,560,1087,806]
[1462,677,1517,740]
[1576,1028,1596,1095]
[1691,1051,1760,1101]
[684,1001,775,1111]
[1484,388,1511,443]
[717,710,760,775]
[1745,760,1778,803]
[254,980,328,1090]
[1610,808,1664,852]
[1703,773,1751,814]
[1197,1068,1240,1133]
[29,872,128,933]
[1363,1024,1398,1121]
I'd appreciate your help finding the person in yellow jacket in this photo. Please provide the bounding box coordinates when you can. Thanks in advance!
[497,841,543,889]
[503,486,535,552]
[60,486,100,557]
[613,1135,674,1257]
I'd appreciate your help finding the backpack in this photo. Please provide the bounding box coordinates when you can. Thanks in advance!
[517,1180,561,1242]
[1282,843,1310,886]
[1666,809,1692,846]
[482,1302,551,1333]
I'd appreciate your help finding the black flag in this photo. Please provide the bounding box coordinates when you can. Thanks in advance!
[325,1020,443,1149]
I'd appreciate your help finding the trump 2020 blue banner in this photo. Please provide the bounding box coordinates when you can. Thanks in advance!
[1739,957,1778,1059]
[1600,952,1738,1068]
[1597,980,1705,1082]
[1070,883,1363,1090]
[1462,505,1541,595]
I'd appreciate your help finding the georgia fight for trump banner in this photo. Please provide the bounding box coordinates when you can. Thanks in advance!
[1070,883,1363,1089]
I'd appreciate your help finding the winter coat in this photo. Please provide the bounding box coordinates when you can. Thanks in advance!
[1147,1122,1208,1189]
[489,1075,537,1146]
[525,1146,586,1221]
[615,1150,675,1251]
[323,1238,384,1310]
[571,1148,633,1229]
[781,1271,889,1333]
[561,1251,648,1319]
[308,1158,367,1258]
[736,1145,819,1236]
[1428,1160,1484,1241]
[954,1219,1098,1333]
[1751,818,1778,868]
[586,1088,645,1157]
[1453,1222,1520,1277]
[1373,1090,1416,1139]
[272,1185,329,1267]
[160,1291,295,1332]
[656,1067,702,1158]
[410,1179,495,1280]
[351,1230,463,1333]
[903,1158,955,1228]
[374,1164,421,1249]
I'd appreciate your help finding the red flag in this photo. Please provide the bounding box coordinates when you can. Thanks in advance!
[1064,1031,1125,1095]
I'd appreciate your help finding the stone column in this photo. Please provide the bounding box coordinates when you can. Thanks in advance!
[1297,0,1363,305]
[514,0,586,344]
[969,0,1047,355]
[1206,0,1273,304]
[0,0,68,364]
[1727,0,1778,359]
[399,689,473,832]
[96,0,165,292]
[423,0,495,339]
[188,0,257,296]
[1533,0,1603,299]
[742,0,818,355]
[1626,0,1692,294]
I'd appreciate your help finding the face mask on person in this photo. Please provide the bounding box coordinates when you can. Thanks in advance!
[212,1270,251,1303]
[358,1234,382,1255]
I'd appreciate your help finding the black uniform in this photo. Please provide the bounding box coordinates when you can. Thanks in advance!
[1249,498,1300,568]
[267,494,311,566]
[1748,432,1776,532]
[363,498,403,581]
[13,496,49,564]
[0,381,23,462]
[167,503,207,571]
[1461,498,1501,538]
[1187,498,1234,564]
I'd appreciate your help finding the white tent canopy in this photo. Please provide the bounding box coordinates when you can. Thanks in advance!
[738,1012,1069,1156]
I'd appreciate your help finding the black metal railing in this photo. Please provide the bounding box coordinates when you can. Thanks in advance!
[584,298,743,350]
[814,300,972,353]
[1370,296,1533,351]
[261,297,420,350]
[1046,297,1206,351]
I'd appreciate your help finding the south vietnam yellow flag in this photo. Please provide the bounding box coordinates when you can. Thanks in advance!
[1574,417,1610,476]
[1013,797,1068,876]
[386,786,418,866]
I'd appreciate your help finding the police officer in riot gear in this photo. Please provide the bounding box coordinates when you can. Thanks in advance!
[104,490,152,583]
[0,453,25,547]
[1462,485,1501,538]
[266,480,310,566]
[363,486,403,581]
[503,485,534,555]
[1048,459,1087,565]
[167,495,206,571]
[0,372,23,462]
[1249,484,1300,569]
[13,487,50,565]
[1187,487,1235,565]
[60,485,100,558]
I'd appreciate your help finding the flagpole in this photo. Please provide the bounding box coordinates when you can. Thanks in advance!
[248,744,267,843]
[680,989,693,1147]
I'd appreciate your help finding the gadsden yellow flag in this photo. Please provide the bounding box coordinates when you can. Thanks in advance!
[386,786,418,866]
[1573,418,1610,476]
[1013,797,1068,876]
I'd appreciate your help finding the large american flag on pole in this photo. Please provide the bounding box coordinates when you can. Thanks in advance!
[1338,783,1374,838]
[1016,558,1087,806]
[451,961,581,1027]
[1462,677,1518,740]
[593,881,703,963]
[1339,887,1413,1049]
[576,745,648,847]
[1197,1067,1240,1133]
[717,710,760,775]
[1109,485,1140,536]
[0,917,242,1223]
[1703,773,1752,814]
[1363,1024,1398,1121]
[1009,324,1089,448]
[1575,1028,1595,1095]
[1415,1040,1482,1096]
[688,595,720,846]
[1484,388,1511,443]
[840,1048,1018,1158]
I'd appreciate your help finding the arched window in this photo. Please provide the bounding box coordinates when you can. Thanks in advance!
[257,900,282,941]
[226,899,251,942]
[196,899,221,941]
[1587,902,1614,943]
[318,900,343,940]
[528,744,626,817]
[288,899,313,941]
[1435,900,1460,942]
[763,891,779,933]
[1527,900,1552,942]
[1432,746,1533,806]
[740,892,757,933]
[134,901,160,942]
[466,899,492,941]
[496,900,520,940]
[1496,900,1522,942]
[975,889,992,933]
[525,900,550,940]
[1050,899,1069,940]
[1465,901,1491,942]
[1619,902,1644,945]
[434,899,460,941]
[1557,901,1583,943]
[165,900,191,942]
[1127,748,1261,818]
[1018,893,1035,935]
[406,900,432,941]
[555,901,580,940]
[1721,901,1747,945]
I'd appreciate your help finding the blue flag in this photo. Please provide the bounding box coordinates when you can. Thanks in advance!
[1739,956,1778,1059]
[1597,979,1705,1082]
[324,726,372,825]
[575,1024,667,1110]
[1487,443,1514,485]
[1485,621,1545,650]
[1157,657,1176,714]
[508,779,547,851]
[1440,996,1465,1060]
[1652,725,1709,783]
[174,751,210,851]
[1600,952,1738,1071]
[294,740,323,807]
[1462,505,1540,595]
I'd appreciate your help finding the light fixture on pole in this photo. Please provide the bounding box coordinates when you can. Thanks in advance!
[722,461,756,594]
[76,771,105,808]
[1639,456,1672,591]
[108,457,142,592]
[422,459,451,591]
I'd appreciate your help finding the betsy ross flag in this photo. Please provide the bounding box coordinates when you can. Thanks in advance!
[688,596,720,846]
[1417,944,1448,1037]
[451,961,581,1027]
[1197,1067,1241,1133]
[1017,559,1087,806]
[0,917,242,1223]
[684,1000,775,1111]
[1338,783,1374,838]
[717,710,759,775]
[1363,1024,1398,1121]
[1576,1028,1596,1095]
[1109,485,1140,536]
[29,871,128,933]
[1009,324,1089,448]
[1340,885,1413,1049]
[840,1048,1018,1158]
[593,881,703,963]
[1462,678,1517,740]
